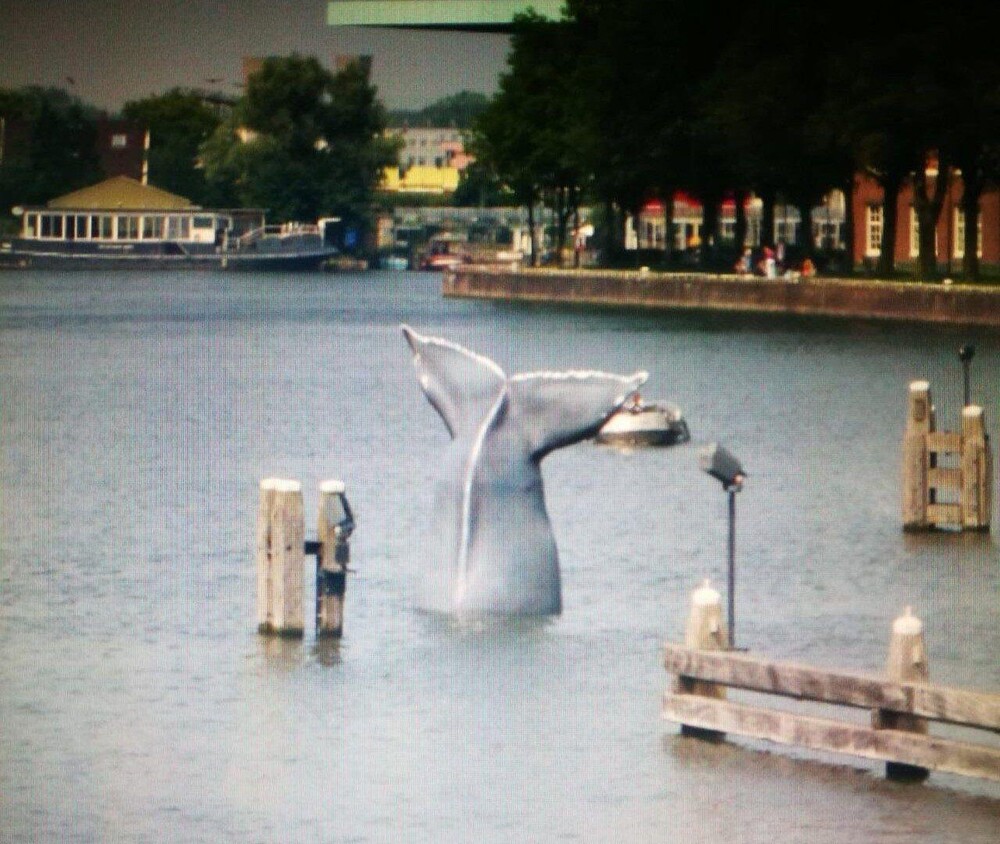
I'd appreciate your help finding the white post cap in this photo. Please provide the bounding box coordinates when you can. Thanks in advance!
[319,479,346,494]
[893,606,924,636]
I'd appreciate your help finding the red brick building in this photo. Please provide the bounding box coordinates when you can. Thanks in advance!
[95,119,149,183]
[851,167,1000,273]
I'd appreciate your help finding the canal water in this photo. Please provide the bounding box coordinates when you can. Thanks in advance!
[1,270,998,843]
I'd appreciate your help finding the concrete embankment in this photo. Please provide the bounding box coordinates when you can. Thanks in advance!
[444,266,1000,327]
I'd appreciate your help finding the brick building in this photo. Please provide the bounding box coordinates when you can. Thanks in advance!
[851,166,1000,273]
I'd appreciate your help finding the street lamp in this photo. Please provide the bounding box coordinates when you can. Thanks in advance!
[699,443,746,649]
[959,344,975,407]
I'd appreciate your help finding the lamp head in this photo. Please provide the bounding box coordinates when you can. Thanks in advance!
[959,344,975,363]
[699,443,746,491]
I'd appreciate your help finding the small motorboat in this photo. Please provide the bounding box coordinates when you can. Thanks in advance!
[596,394,691,447]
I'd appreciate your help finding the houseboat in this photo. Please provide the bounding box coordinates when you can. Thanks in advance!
[0,176,340,271]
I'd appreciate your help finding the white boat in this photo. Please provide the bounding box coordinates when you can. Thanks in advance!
[596,396,690,446]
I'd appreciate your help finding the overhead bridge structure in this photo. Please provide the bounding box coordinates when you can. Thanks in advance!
[327,0,564,32]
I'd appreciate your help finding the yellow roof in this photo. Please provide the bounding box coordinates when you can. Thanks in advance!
[47,176,197,210]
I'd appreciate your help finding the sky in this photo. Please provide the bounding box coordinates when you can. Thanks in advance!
[0,0,510,112]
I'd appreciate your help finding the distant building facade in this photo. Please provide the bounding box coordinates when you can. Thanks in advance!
[381,126,472,194]
[851,166,1000,272]
[96,118,149,183]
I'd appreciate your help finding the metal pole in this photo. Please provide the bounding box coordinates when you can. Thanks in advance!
[727,487,736,649]
[963,360,971,407]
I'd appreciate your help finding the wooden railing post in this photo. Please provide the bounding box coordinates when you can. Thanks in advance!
[255,478,305,637]
[676,580,728,740]
[961,406,993,531]
[877,607,930,782]
[902,380,932,530]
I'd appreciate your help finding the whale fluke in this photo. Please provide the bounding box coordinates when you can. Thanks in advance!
[402,325,647,617]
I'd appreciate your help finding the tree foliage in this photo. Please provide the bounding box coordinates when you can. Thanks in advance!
[473,0,1000,278]
[388,91,490,129]
[0,86,101,216]
[122,88,222,204]
[201,55,398,230]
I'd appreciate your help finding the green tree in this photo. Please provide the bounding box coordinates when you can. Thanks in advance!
[122,89,222,204]
[201,55,398,240]
[471,13,588,265]
[0,86,101,216]
[388,91,490,129]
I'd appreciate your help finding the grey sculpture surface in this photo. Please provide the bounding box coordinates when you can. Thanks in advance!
[403,325,647,617]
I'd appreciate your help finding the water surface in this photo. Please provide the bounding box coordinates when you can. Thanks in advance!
[1,270,998,842]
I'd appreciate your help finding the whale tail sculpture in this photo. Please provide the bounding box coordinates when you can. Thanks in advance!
[402,325,647,617]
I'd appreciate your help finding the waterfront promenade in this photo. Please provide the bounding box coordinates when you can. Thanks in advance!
[445,266,1000,327]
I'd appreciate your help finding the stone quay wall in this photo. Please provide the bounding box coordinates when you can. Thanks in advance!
[444,267,1000,328]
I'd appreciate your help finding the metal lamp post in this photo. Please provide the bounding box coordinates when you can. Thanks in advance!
[959,344,975,407]
[699,443,746,649]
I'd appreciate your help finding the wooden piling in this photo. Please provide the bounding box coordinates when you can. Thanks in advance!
[256,478,305,637]
[316,480,349,637]
[877,607,930,782]
[961,406,992,531]
[902,381,932,530]
[676,580,728,740]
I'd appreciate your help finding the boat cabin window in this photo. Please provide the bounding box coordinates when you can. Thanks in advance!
[192,215,214,229]
[143,216,164,240]
[40,214,64,239]
[75,215,89,239]
[117,215,140,240]
[92,215,113,239]
[166,216,191,240]
[24,213,38,237]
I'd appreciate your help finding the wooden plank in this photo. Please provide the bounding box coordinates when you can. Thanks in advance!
[662,644,1000,731]
[926,432,962,453]
[927,503,962,524]
[927,467,961,490]
[663,694,1000,781]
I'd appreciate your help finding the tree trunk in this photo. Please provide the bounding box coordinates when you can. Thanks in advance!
[700,189,721,270]
[877,170,903,277]
[663,187,675,261]
[527,201,539,267]
[912,154,950,281]
[734,189,749,251]
[841,175,855,274]
[759,187,776,248]
[958,164,984,282]
[796,199,814,256]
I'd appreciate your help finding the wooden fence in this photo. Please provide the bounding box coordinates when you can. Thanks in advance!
[663,583,1000,782]
[902,380,993,531]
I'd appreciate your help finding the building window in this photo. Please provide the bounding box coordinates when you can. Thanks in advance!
[75,215,89,239]
[111,133,128,148]
[865,204,883,257]
[909,206,937,259]
[25,213,38,237]
[953,208,982,259]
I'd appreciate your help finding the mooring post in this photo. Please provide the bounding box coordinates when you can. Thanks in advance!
[255,478,305,637]
[902,380,933,530]
[316,480,354,637]
[961,406,993,531]
[877,607,930,782]
[676,580,728,741]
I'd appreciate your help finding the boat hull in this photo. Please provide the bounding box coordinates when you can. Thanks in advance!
[0,239,338,272]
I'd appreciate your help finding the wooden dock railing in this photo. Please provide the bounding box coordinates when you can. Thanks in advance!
[902,380,993,531]
[663,583,1000,782]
